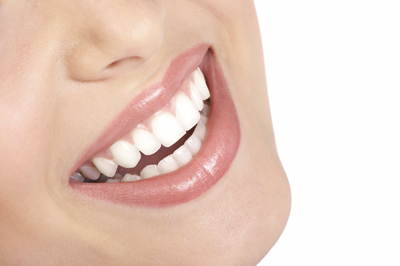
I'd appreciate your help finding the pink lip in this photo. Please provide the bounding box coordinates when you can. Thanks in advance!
[70,44,240,207]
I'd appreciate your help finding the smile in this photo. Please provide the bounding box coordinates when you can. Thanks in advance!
[69,44,240,207]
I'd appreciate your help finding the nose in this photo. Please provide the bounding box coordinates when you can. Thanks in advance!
[66,0,164,80]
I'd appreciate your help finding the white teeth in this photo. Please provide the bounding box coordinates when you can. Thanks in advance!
[158,155,180,173]
[92,157,118,177]
[173,145,193,166]
[106,178,120,183]
[132,128,161,155]
[190,81,204,111]
[151,112,186,147]
[140,164,161,179]
[71,172,84,182]
[110,140,141,168]
[121,174,141,182]
[81,68,212,183]
[79,165,101,180]
[175,93,201,130]
[200,114,208,125]
[184,134,202,155]
[193,121,206,142]
[194,68,210,100]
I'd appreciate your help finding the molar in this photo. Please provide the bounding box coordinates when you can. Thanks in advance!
[201,103,210,117]
[70,172,84,182]
[200,114,208,125]
[79,165,101,180]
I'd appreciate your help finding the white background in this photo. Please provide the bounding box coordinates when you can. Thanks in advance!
[254,1,400,265]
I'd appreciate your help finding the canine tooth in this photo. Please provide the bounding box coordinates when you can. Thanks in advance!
[173,145,193,166]
[194,68,210,100]
[175,93,201,130]
[184,134,202,155]
[79,165,101,180]
[193,121,206,142]
[158,155,180,173]
[132,128,161,155]
[121,174,141,182]
[70,172,84,182]
[92,157,118,177]
[201,103,210,117]
[190,81,204,111]
[110,140,141,168]
[140,165,161,179]
[200,114,208,125]
[151,112,185,147]
[106,178,120,183]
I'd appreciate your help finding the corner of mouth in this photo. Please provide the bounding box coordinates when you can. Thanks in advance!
[69,44,241,207]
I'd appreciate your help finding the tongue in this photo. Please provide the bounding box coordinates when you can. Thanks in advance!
[117,127,195,176]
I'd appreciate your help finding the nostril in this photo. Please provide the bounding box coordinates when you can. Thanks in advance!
[65,0,164,81]
[102,56,144,77]
[108,60,126,68]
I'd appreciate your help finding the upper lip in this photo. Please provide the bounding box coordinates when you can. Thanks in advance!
[69,44,241,207]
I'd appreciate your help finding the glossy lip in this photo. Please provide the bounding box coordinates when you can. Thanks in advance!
[70,44,240,207]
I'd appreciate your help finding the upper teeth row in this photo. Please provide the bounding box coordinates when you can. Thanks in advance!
[78,68,210,181]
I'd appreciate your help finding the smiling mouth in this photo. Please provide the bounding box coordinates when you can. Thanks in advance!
[69,44,240,207]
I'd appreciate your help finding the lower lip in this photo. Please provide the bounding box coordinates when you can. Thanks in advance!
[70,48,240,207]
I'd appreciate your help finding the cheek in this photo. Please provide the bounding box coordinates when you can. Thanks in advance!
[0,71,55,205]
[0,6,58,187]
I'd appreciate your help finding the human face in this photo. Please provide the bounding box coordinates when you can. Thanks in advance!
[0,0,291,265]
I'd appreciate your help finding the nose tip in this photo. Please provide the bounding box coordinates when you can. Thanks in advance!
[67,0,164,81]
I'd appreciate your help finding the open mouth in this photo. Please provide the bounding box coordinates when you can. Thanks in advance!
[69,44,240,207]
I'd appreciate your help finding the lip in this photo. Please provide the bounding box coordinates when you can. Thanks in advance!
[70,44,240,207]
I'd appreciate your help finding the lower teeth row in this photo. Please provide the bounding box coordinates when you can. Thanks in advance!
[70,113,208,183]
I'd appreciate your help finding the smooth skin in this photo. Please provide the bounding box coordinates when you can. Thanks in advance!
[0,0,291,265]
